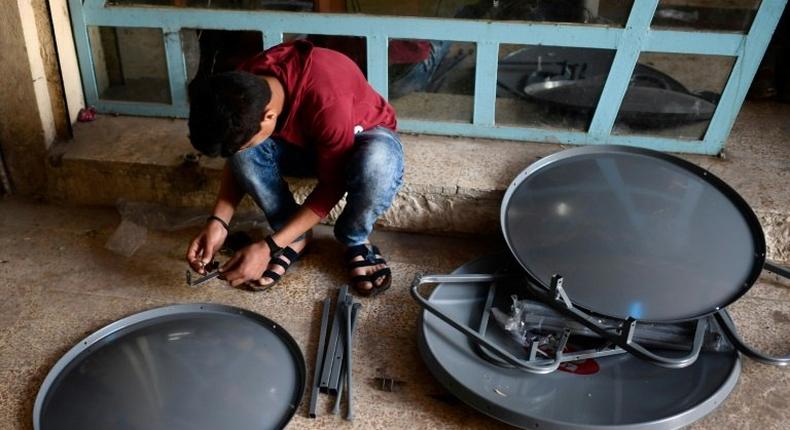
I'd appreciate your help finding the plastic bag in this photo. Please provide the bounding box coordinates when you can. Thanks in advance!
[105,200,271,257]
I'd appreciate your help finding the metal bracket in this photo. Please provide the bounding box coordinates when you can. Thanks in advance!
[550,274,573,309]
[473,278,628,368]
[620,318,637,345]
[412,273,584,374]
[522,274,708,369]
[185,261,221,288]
[413,272,709,371]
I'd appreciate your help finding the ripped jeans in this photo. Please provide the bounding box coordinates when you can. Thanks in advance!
[228,126,404,246]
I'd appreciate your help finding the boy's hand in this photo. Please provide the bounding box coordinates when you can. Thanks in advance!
[219,242,271,287]
[186,222,228,274]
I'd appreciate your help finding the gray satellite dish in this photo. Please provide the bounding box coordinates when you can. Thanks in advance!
[418,255,741,430]
[34,304,305,430]
[411,145,785,429]
[501,145,765,322]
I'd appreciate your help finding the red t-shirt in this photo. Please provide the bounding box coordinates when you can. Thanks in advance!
[238,40,398,217]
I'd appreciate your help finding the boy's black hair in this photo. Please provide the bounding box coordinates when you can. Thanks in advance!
[187,71,272,157]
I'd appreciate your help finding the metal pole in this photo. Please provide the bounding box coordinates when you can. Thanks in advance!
[308,297,332,418]
[344,296,354,421]
[319,285,347,392]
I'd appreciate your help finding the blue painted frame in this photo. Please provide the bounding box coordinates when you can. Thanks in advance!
[68,0,787,155]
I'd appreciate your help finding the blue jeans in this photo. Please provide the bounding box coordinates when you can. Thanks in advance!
[389,40,451,99]
[228,126,404,246]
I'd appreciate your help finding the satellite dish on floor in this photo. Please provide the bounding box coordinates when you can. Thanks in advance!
[418,256,741,430]
[501,145,765,322]
[34,304,305,430]
[411,145,788,429]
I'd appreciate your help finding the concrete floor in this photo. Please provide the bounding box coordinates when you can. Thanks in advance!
[0,197,789,429]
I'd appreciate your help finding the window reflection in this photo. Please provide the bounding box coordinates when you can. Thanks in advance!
[109,0,313,11]
[496,45,616,131]
[612,53,735,140]
[107,0,634,26]
[652,0,760,33]
[389,40,476,123]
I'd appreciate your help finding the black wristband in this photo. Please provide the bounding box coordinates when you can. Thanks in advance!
[206,215,230,232]
[264,235,284,259]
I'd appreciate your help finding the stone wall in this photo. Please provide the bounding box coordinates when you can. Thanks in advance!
[0,0,69,195]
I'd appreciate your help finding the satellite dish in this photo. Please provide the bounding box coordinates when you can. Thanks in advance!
[34,304,305,430]
[501,145,764,322]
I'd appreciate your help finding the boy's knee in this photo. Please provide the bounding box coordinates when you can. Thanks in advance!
[356,135,403,180]
[227,154,253,180]
[228,141,276,175]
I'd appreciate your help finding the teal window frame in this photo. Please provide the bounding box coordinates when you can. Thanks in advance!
[69,0,787,155]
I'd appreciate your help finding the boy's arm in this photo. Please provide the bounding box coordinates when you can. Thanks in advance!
[186,163,244,272]
[212,162,245,222]
[301,99,354,217]
[220,205,321,287]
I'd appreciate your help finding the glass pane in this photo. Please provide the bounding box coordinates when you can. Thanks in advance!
[108,1,634,26]
[108,0,314,11]
[88,26,171,103]
[496,44,616,131]
[288,34,368,76]
[389,39,475,123]
[612,52,735,140]
[181,29,264,81]
[652,0,760,32]
[348,0,634,26]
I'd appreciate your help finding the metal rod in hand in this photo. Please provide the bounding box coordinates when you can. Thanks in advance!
[186,269,222,287]
[186,261,222,287]
[308,297,332,418]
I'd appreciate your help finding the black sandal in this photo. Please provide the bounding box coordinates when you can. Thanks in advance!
[346,244,392,297]
[248,246,302,292]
